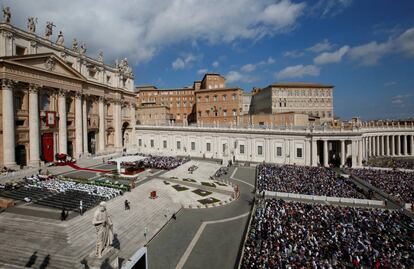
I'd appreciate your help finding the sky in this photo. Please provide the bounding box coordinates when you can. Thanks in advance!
[2,0,414,120]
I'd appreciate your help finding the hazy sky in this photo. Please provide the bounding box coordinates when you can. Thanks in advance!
[3,0,414,120]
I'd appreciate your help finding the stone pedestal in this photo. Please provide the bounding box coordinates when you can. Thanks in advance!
[85,247,119,269]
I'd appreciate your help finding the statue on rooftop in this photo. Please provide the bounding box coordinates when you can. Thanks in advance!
[97,50,104,62]
[117,58,133,78]
[92,202,113,258]
[45,21,55,40]
[27,17,37,33]
[80,42,87,54]
[56,31,64,46]
[72,38,79,51]
[2,7,11,23]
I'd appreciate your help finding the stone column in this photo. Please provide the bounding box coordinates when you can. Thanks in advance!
[82,96,88,154]
[384,135,388,156]
[75,93,83,158]
[130,104,136,148]
[375,136,379,156]
[351,140,357,168]
[305,139,311,166]
[358,139,363,167]
[390,135,395,156]
[2,79,17,167]
[396,135,401,155]
[380,136,384,156]
[340,139,345,167]
[58,90,67,154]
[28,84,41,167]
[410,135,414,156]
[98,97,105,152]
[311,139,318,166]
[113,99,122,149]
[403,135,408,155]
[367,136,371,157]
[323,140,328,167]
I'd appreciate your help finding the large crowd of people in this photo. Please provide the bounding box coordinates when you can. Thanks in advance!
[120,155,190,170]
[366,157,414,170]
[350,168,414,203]
[242,199,414,268]
[257,164,365,198]
[25,175,121,199]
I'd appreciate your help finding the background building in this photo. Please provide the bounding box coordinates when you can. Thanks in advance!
[136,85,194,124]
[250,82,334,123]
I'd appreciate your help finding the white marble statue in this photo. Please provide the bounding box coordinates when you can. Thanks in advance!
[92,202,113,258]
[97,50,104,62]
[72,38,79,51]
[80,42,87,54]
[45,21,55,39]
[2,7,11,23]
[56,31,64,46]
[27,17,37,33]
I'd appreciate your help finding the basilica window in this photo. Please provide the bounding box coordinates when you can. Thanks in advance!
[296,148,303,158]
[191,142,196,151]
[206,143,211,152]
[163,140,167,148]
[240,145,245,154]
[257,145,263,156]
[276,146,282,157]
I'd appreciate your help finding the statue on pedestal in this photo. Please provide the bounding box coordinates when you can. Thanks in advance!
[56,31,64,46]
[80,43,87,54]
[92,202,113,258]
[2,7,11,23]
[97,50,104,62]
[27,17,37,33]
[72,38,79,52]
[45,21,55,39]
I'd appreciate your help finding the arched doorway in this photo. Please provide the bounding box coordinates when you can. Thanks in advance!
[122,122,129,147]
[88,131,96,155]
[15,145,27,167]
[41,133,54,162]
[67,141,74,157]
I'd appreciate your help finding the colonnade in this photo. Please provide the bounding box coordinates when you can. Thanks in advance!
[363,134,414,160]
[311,138,363,168]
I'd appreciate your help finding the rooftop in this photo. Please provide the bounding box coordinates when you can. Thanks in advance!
[270,82,334,88]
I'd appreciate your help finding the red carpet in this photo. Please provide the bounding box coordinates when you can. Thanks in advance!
[67,163,111,173]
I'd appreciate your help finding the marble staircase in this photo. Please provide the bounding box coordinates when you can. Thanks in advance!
[0,180,181,268]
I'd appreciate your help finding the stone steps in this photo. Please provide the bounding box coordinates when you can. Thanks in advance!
[0,179,181,268]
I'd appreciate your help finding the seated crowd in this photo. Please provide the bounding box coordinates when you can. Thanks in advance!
[25,175,121,199]
[350,168,414,203]
[257,164,365,198]
[120,155,189,170]
[242,199,414,269]
[366,157,414,170]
